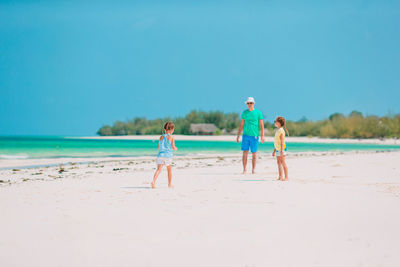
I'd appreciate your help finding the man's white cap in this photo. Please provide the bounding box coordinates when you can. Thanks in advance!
[245,97,255,104]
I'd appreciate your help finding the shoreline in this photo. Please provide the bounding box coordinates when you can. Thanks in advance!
[72,135,400,145]
[0,149,397,171]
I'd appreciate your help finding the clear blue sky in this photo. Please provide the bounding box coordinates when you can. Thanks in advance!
[1,0,399,135]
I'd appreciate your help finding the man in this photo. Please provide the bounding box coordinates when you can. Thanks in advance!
[236,97,265,174]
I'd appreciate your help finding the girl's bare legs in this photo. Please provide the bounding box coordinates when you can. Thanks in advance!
[151,164,163,188]
[281,156,289,180]
[167,165,173,188]
[277,156,283,180]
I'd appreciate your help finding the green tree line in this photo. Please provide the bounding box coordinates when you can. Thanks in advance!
[97,111,241,136]
[97,110,400,138]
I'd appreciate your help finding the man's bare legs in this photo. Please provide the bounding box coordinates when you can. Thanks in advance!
[252,152,257,174]
[151,164,163,188]
[167,165,173,188]
[242,151,257,174]
[242,150,249,174]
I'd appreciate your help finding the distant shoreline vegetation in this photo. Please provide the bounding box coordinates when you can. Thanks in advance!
[97,110,400,139]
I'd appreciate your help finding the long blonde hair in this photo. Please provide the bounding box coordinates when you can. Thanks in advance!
[275,116,289,136]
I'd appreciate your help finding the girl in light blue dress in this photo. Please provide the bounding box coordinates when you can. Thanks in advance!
[151,122,178,188]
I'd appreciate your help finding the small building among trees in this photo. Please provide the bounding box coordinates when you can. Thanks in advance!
[189,123,218,135]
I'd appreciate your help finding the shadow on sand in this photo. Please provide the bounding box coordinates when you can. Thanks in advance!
[234,179,269,182]
[120,186,152,189]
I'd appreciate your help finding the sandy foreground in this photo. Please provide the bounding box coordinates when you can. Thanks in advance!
[1,151,400,267]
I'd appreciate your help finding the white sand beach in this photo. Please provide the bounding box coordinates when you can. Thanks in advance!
[1,151,400,267]
[0,152,400,267]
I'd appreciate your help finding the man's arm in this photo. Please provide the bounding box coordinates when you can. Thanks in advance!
[259,119,265,143]
[236,119,245,143]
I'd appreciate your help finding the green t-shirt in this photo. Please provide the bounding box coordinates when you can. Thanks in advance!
[241,109,264,136]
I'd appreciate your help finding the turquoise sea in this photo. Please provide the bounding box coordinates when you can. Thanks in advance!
[0,136,399,159]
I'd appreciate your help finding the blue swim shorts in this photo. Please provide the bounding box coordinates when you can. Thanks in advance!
[241,135,259,153]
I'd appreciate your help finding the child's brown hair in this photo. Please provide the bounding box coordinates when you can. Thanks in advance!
[275,116,289,136]
[163,121,175,133]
